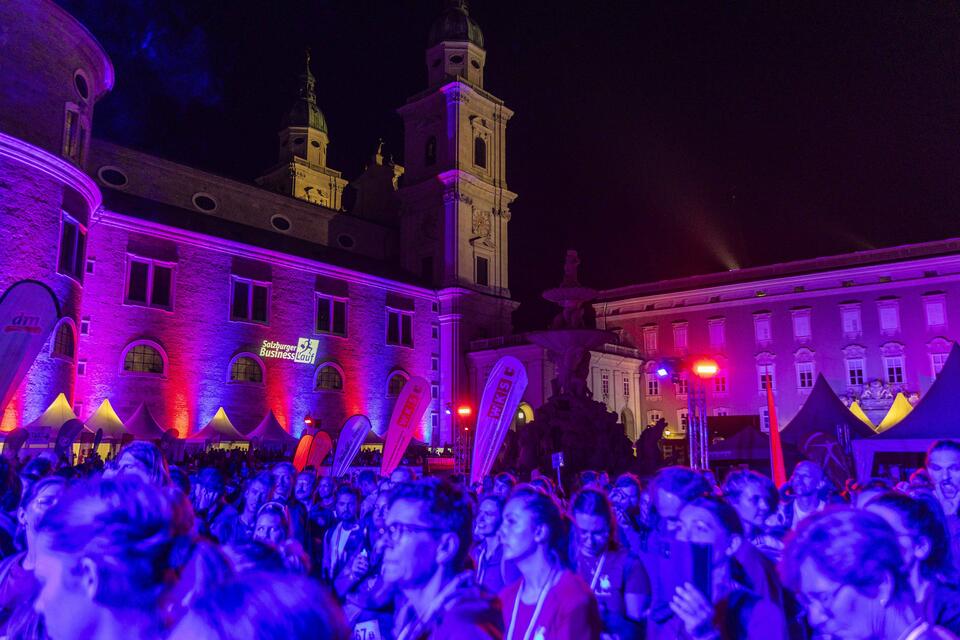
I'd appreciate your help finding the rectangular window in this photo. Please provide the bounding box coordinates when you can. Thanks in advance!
[85,258,95,274]
[315,295,347,336]
[432,325,439,340]
[431,384,438,399]
[925,299,946,328]
[758,364,775,391]
[431,412,439,429]
[647,410,664,426]
[623,377,630,397]
[230,277,270,324]
[847,358,865,386]
[72,403,83,418]
[601,372,610,398]
[759,407,772,433]
[797,362,814,389]
[57,213,86,281]
[62,107,81,161]
[79,316,90,336]
[673,323,688,352]
[708,319,725,349]
[754,315,772,344]
[932,353,949,378]
[676,409,689,433]
[387,310,414,347]
[675,376,689,396]
[715,408,729,417]
[792,311,812,340]
[77,360,87,376]
[884,356,905,384]
[642,326,658,354]
[714,374,727,394]
[646,374,660,397]
[841,306,862,336]
[476,256,489,287]
[878,302,900,333]
[432,356,439,372]
[125,258,174,309]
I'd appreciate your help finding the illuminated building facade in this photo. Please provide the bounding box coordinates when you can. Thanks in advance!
[0,0,517,444]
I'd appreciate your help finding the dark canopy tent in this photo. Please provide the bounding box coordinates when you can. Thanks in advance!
[781,374,876,487]
[853,342,960,480]
[246,410,297,451]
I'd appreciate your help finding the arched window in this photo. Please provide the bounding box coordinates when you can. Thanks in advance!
[51,319,76,361]
[229,354,264,384]
[387,371,408,396]
[425,136,437,166]
[473,136,486,168]
[121,341,166,375]
[315,363,343,391]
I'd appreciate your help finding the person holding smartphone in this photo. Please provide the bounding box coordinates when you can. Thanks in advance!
[670,496,787,640]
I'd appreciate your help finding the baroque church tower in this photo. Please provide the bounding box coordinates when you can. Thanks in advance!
[398,0,518,444]
[257,52,348,210]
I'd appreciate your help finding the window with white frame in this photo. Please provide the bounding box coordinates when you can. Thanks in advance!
[230,277,269,324]
[846,358,865,386]
[647,410,664,426]
[841,305,862,337]
[646,374,660,397]
[386,309,414,347]
[759,406,772,433]
[714,374,727,394]
[623,377,630,397]
[792,309,812,341]
[931,352,949,378]
[601,372,610,398]
[676,409,689,433]
[754,314,772,345]
[432,355,439,372]
[757,363,775,391]
[57,212,86,281]
[79,316,90,336]
[884,356,905,384]
[315,294,347,336]
[925,297,947,329]
[708,318,726,349]
[796,361,814,389]
[229,355,264,384]
[77,360,87,377]
[315,364,344,391]
[642,326,658,354]
[125,257,174,309]
[122,341,166,375]
[675,376,689,396]
[878,300,901,334]
[715,408,729,417]
[673,323,688,352]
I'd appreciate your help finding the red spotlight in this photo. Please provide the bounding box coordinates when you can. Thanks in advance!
[456,405,472,417]
[303,416,314,426]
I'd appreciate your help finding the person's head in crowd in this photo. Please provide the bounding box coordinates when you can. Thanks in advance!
[610,473,642,521]
[381,479,473,593]
[493,472,516,499]
[193,468,225,513]
[270,462,296,503]
[16,475,66,552]
[529,475,556,495]
[389,467,415,488]
[571,488,618,558]
[499,484,571,569]
[447,472,467,492]
[909,468,933,493]
[168,466,191,497]
[222,541,287,575]
[239,472,272,520]
[867,492,957,586]
[474,494,504,543]
[482,475,494,495]
[0,456,24,513]
[168,571,348,640]
[649,467,710,535]
[20,456,54,497]
[358,469,378,497]
[790,461,825,499]
[783,508,913,640]
[926,439,960,509]
[316,475,335,502]
[723,469,778,534]
[162,539,233,627]
[851,478,893,509]
[254,502,291,547]
[579,470,600,490]
[372,490,391,532]
[675,495,744,566]
[34,475,181,640]
[334,484,360,526]
[293,470,316,504]
[115,441,171,487]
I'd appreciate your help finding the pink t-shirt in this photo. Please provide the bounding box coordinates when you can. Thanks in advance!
[499,570,601,640]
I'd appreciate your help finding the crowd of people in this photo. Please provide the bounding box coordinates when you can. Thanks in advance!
[0,437,958,640]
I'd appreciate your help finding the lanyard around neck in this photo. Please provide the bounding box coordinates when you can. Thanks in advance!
[589,553,607,591]
[507,570,557,640]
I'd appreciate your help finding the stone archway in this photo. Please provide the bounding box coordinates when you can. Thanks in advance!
[511,402,534,431]
[620,407,636,440]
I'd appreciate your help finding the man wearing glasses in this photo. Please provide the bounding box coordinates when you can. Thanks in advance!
[383,479,503,640]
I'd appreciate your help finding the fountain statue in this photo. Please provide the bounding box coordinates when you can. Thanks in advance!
[510,251,634,479]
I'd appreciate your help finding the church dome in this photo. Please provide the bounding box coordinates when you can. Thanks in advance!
[282,52,328,133]
[427,0,484,48]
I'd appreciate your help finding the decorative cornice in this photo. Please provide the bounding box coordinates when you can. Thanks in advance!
[0,131,102,212]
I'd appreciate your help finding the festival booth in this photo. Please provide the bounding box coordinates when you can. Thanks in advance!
[853,343,960,481]
[187,407,248,450]
[82,399,130,460]
[24,393,76,448]
[781,374,877,488]
[246,410,296,454]
[124,403,167,441]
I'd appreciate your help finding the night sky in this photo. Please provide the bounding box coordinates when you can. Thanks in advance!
[61,1,960,330]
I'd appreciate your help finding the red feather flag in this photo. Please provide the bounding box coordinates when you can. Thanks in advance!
[766,375,787,487]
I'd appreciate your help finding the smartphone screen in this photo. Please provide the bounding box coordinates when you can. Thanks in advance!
[692,543,713,604]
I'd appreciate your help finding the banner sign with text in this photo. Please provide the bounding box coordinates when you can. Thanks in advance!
[332,414,372,477]
[0,281,60,421]
[471,356,528,484]
[381,376,431,476]
[259,338,319,364]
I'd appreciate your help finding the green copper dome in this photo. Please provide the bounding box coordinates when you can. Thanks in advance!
[427,0,484,48]
[282,52,328,133]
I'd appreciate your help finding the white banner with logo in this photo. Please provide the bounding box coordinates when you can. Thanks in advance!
[332,414,372,477]
[0,281,60,418]
[471,356,528,484]
[381,376,431,476]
